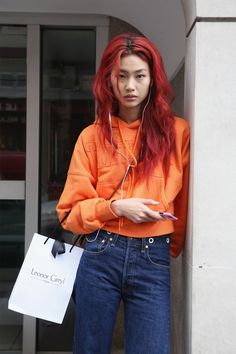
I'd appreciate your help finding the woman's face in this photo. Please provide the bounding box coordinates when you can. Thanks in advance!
[111,54,151,121]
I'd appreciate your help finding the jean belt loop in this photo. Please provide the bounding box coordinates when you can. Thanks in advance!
[111,233,118,246]
[141,238,146,253]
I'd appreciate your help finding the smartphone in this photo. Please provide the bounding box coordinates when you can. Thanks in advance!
[159,212,178,221]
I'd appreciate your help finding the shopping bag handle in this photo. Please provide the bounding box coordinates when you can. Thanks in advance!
[44,210,71,257]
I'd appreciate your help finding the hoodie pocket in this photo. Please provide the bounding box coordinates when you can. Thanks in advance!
[84,232,110,255]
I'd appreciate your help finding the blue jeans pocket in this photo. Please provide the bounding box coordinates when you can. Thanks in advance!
[84,231,109,255]
[146,236,170,269]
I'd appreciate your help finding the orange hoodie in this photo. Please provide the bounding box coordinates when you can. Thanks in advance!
[57,115,190,257]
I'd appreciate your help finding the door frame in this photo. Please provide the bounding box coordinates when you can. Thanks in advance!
[0,13,109,354]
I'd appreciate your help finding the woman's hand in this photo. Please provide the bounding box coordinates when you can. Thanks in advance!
[111,198,165,224]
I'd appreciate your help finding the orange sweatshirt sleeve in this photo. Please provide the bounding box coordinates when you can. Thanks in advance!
[171,122,190,257]
[56,131,119,234]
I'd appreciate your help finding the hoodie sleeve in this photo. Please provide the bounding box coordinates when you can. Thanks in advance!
[170,122,190,257]
[56,131,119,234]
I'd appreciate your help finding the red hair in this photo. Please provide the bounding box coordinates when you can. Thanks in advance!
[93,33,175,181]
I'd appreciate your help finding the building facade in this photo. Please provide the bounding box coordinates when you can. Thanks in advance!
[0,1,236,353]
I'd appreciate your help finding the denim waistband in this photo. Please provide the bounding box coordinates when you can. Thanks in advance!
[86,229,172,251]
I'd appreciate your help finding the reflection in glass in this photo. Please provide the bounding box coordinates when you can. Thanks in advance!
[40,29,96,235]
[0,199,25,351]
[39,28,96,351]
[0,26,27,180]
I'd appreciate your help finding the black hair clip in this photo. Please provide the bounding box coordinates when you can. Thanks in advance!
[127,37,133,52]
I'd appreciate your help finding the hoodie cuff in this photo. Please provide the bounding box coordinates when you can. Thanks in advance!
[96,199,120,221]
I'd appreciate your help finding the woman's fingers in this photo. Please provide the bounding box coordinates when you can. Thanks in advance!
[131,207,163,223]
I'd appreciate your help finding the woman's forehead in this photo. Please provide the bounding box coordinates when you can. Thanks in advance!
[114,54,150,73]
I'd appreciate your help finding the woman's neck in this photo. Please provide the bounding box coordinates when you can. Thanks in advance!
[118,106,140,124]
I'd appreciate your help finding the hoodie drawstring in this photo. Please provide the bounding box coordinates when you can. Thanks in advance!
[116,119,142,230]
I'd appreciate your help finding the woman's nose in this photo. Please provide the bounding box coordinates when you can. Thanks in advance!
[125,78,135,91]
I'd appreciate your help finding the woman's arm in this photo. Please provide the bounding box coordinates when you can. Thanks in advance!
[56,133,119,234]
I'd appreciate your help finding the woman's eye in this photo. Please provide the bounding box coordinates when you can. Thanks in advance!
[137,74,145,79]
[119,74,126,79]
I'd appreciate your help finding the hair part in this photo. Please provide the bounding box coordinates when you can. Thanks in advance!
[93,32,176,181]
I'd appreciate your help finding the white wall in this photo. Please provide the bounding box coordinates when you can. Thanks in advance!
[196,0,236,17]
[184,19,236,354]
[0,0,185,79]
[181,0,196,34]
[182,0,236,33]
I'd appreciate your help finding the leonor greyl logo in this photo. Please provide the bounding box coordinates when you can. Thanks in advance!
[31,268,65,285]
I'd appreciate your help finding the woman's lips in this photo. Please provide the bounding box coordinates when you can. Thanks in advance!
[124,95,137,101]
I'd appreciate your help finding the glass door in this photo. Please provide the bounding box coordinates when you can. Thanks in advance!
[0,25,27,352]
[38,28,96,352]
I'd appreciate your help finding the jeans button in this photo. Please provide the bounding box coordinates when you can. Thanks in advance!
[148,238,154,244]
[166,237,170,244]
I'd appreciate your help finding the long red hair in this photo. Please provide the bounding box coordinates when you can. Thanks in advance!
[93,33,175,180]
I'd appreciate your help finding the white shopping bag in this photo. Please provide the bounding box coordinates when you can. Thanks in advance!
[8,233,84,324]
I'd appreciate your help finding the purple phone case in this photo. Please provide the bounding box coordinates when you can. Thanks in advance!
[160,212,178,220]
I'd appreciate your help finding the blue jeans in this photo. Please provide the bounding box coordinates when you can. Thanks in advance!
[73,230,171,354]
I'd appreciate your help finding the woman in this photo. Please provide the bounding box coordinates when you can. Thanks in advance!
[57,33,190,354]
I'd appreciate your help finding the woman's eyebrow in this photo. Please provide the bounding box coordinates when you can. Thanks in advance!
[120,69,148,73]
